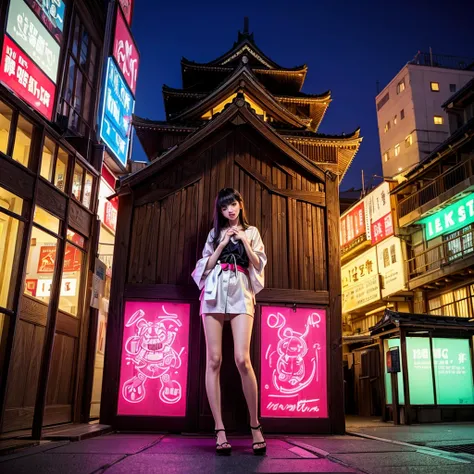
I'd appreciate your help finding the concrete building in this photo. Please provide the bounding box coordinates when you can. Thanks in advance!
[376,51,474,178]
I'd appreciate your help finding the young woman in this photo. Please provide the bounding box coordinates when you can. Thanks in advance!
[192,188,267,456]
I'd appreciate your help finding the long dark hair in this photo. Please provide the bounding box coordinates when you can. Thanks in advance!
[212,188,249,248]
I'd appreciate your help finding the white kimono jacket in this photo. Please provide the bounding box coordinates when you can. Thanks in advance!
[191,226,267,316]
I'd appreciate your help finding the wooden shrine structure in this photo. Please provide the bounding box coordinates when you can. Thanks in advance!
[101,21,362,435]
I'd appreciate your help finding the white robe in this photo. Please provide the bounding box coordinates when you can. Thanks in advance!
[191,226,267,316]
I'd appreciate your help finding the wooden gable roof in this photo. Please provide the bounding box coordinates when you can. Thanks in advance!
[123,97,326,193]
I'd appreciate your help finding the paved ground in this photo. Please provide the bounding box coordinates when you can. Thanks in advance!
[0,421,473,473]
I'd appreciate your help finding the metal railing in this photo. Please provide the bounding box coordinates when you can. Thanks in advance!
[409,51,474,71]
[408,227,474,280]
[398,157,474,219]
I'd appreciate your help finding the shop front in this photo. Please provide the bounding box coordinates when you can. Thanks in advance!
[373,309,474,424]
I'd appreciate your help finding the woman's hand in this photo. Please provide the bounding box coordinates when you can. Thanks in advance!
[232,227,247,243]
[220,228,235,247]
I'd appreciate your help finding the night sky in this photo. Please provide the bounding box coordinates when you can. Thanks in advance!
[130,0,474,191]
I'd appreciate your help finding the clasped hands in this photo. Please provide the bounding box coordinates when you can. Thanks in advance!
[221,226,247,246]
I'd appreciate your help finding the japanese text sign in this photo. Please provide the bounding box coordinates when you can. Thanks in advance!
[37,243,81,273]
[0,34,55,120]
[367,182,393,244]
[377,236,406,298]
[24,0,66,44]
[99,58,135,168]
[113,6,139,95]
[7,0,60,82]
[118,0,134,25]
[342,246,380,313]
[103,200,118,233]
[420,193,474,240]
[340,200,370,252]
[260,306,327,418]
[117,301,190,417]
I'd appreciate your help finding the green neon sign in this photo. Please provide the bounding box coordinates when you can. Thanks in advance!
[421,193,474,240]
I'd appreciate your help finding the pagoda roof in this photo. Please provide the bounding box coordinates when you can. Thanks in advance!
[169,64,309,129]
[127,96,326,192]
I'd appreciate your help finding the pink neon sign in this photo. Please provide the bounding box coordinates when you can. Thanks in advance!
[260,306,327,418]
[117,301,190,417]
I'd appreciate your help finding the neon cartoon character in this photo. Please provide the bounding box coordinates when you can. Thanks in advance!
[122,305,184,405]
[265,312,321,394]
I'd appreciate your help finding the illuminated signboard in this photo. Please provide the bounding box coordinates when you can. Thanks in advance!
[113,6,139,95]
[260,306,327,418]
[384,337,474,405]
[24,0,66,43]
[420,193,474,241]
[99,58,135,168]
[117,301,190,417]
[103,200,118,233]
[0,34,55,120]
[118,0,134,25]
[341,246,380,313]
[367,182,393,245]
[340,200,371,254]
[6,0,61,82]
[377,236,406,298]
[433,338,474,404]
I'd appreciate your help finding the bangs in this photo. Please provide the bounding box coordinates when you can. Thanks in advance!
[217,189,240,208]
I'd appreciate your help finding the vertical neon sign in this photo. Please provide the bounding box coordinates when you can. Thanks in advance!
[260,306,327,418]
[117,301,190,417]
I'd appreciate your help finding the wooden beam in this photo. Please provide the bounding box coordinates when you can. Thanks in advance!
[235,155,326,207]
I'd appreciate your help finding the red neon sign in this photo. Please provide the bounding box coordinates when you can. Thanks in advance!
[371,212,394,244]
[260,306,328,418]
[118,0,134,25]
[340,201,367,248]
[0,35,55,120]
[117,301,190,417]
[103,200,118,233]
[113,7,139,96]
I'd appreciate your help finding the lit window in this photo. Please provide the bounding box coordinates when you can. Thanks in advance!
[384,121,391,133]
[400,109,405,120]
[0,101,13,155]
[40,136,56,182]
[450,84,456,93]
[430,82,440,92]
[12,116,33,167]
[59,242,84,316]
[393,115,398,126]
[434,115,444,125]
[383,151,390,162]
[397,79,405,94]
[55,148,69,193]
[33,206,61,235]
[394,143,400,156]
[72,164,84,201]
[83,172,93,209]
[405,134,413,147]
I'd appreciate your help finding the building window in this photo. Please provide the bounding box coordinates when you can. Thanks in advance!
[444,225,473,263]
[393,115,398,126]
[33,206,61,235]
[394,143,400,156]
[0,101,13,155]
[405,134,413,148]
[59,240,85,316]
[377,92,389,111]
[72,164,84,201]
[61,13,98,137]
[384,121,391,133]
[400,109,405,120]
[0,187,24,311]
[434,115,444,125]
[397,79,405,94]
[12,116,34,168]
[72,163,95,209]
[449,84,457,93]
[383,151,390,162]
[430,82,440,92]
[40,137,70,193]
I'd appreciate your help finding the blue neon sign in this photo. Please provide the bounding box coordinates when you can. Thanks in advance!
[99,58,135,168]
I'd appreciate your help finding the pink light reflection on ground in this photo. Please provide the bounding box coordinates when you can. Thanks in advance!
[117,301,190,417]
[260,306,328,418]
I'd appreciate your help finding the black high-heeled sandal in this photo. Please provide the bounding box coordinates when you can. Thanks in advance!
[250,425,266,455]
[215,429,232,455]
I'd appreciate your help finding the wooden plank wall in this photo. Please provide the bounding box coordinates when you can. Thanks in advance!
[128,124,327,292]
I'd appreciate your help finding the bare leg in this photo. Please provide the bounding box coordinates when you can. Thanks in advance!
[202,313,229,448]
[230,313,265,448]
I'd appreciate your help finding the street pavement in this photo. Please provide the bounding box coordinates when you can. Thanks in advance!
[0,422,473,473]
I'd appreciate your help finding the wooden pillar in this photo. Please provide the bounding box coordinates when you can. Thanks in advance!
[100,192,134,425]
[325,171,344,434]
